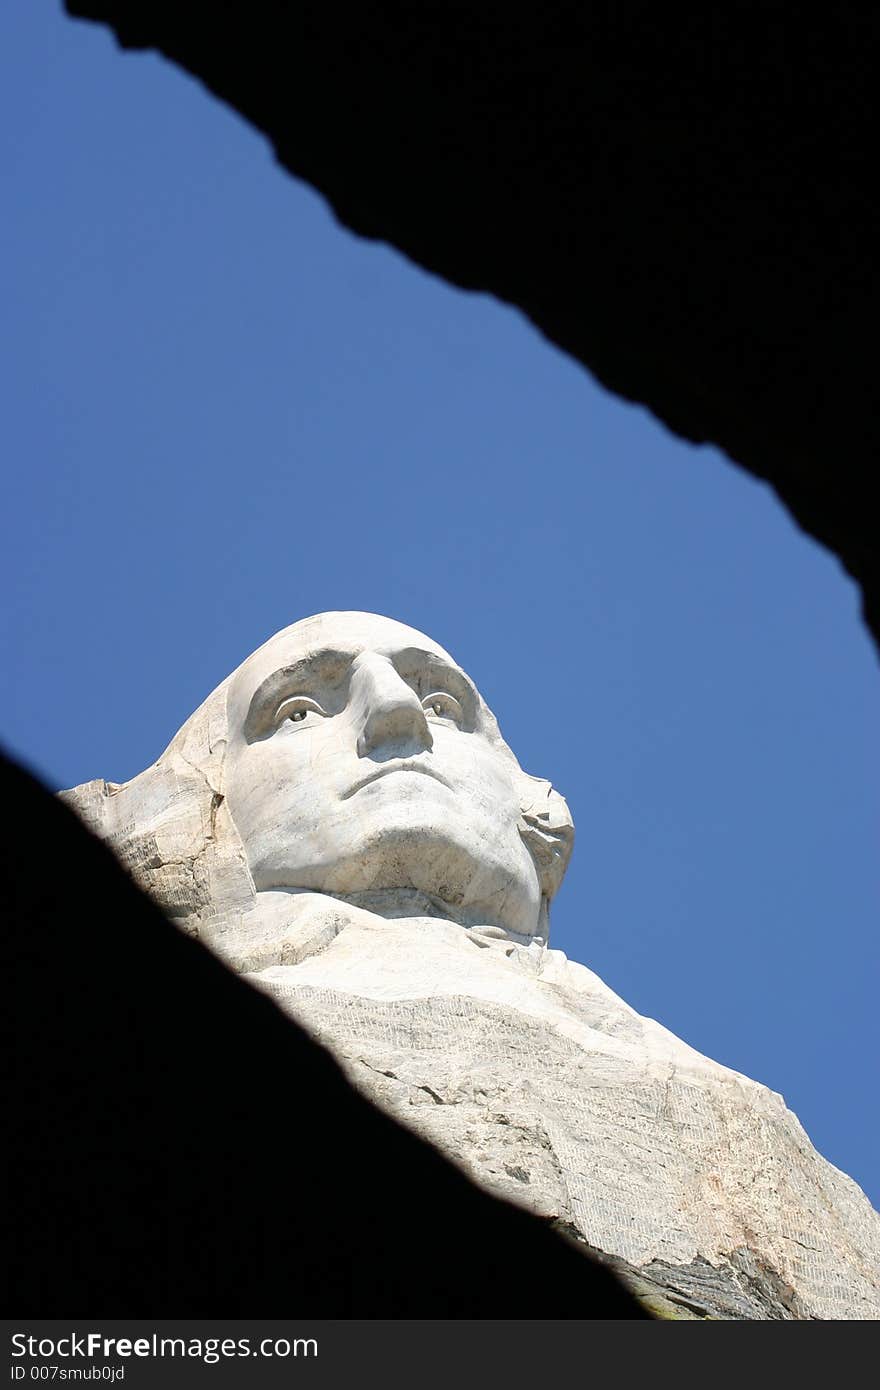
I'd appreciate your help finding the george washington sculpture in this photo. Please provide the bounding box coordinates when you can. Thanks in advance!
[62,611,880,1320]
[64,611,574,967]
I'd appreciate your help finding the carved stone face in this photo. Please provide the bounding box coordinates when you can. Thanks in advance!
[224,611,563,938]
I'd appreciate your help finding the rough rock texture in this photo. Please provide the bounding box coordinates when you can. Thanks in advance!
[66,2,880,653]
[60,613,880,1320]
[241,914,880,1321]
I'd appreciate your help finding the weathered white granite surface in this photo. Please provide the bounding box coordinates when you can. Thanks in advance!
[62,612,880,1319]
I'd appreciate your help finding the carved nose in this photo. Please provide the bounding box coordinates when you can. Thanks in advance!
[351,652,433,758]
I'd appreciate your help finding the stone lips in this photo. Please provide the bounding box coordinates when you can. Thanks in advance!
[62,612,880,1319]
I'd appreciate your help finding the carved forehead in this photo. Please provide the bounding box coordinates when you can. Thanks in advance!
[228,611,476,713]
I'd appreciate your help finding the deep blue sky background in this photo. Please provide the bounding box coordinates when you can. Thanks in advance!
[3,8,878,1206]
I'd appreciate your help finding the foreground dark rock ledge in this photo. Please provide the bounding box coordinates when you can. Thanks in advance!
[66,1,880,652]
[3,749,643,1315]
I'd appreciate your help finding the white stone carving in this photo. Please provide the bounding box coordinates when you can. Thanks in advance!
[62,612,880,1319]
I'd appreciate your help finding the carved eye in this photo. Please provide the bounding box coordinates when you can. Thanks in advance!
[422,691,463,727]
[274,695,327,729]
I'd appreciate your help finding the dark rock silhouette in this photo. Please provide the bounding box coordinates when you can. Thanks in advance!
[66,1,880,652]
[4,749,643,1314]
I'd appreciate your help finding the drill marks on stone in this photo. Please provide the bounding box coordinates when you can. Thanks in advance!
[249,980,879,1317]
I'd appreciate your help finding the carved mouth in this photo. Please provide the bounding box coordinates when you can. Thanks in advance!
[342,760,453,800]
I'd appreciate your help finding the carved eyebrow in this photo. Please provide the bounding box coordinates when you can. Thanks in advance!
[244,649,352,741]
[392,648,479,720]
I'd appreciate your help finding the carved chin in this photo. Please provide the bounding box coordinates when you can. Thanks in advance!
[252,815,541,935]
[326,821,515,892]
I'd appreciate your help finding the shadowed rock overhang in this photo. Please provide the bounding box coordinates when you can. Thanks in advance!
[67,0,880,653]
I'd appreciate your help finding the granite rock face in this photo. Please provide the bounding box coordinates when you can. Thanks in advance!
[239,911,879,1320]
[62,613,880,1320]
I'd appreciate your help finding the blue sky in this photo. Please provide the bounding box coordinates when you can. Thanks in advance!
[3,7,878,1207]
